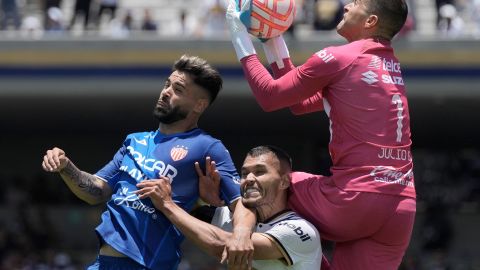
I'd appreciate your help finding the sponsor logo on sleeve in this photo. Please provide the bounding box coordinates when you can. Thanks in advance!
[316,49,336,63]
[277,222,312,242]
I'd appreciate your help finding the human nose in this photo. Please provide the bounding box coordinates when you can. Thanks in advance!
[160,87,172,99]
[244,173,256,184]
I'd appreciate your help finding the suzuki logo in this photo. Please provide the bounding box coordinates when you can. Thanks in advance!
[361,71,379,85]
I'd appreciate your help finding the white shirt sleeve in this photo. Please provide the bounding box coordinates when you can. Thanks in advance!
[261,218,321,266]
[211,206,234,232]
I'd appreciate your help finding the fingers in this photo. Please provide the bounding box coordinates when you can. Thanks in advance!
[134,187,155,199]
[194,161,204,177]
[228,251,248,269]
[42,147,66,172]
[239,0,251,12]
[205,156,212,175]
[221,247,228,264]
[196,157,219,179]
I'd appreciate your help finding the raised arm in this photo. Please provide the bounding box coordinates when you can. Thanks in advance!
[42,147,112,205]
[289,91,325,115]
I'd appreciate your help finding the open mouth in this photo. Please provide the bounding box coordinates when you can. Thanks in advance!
[243,187,261,198]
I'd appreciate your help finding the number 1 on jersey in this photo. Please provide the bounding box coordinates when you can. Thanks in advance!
[392,94,404,143]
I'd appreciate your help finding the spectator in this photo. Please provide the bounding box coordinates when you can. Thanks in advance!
[472,0,480,36]
[20,15,43,38]
[435,0,455,27]
[195,0,228,38]
[68,0,93,31]
[179,9,188,36]
[141,9,158,32]
[1,0,21,30]
[45,7,66,34]
[43,0,62,29]
[312,0,343,31]
[93,0,117,29]
[438,3,465,38]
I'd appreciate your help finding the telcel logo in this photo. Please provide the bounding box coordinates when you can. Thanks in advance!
[383,58,402,73]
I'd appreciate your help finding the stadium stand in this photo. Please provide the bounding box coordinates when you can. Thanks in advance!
[1,0,480,269]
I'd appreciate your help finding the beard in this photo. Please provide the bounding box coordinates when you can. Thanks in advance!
[153,104,188,124]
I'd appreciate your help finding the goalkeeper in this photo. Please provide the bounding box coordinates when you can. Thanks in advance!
[225,0,416,269]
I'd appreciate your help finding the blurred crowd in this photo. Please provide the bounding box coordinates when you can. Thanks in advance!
[1,0,480,39]
[1,148,479,269]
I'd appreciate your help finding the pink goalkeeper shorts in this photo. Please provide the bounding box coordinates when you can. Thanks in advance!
[288,171,416,270]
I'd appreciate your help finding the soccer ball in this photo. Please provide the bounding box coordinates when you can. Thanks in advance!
[247,0,296,39]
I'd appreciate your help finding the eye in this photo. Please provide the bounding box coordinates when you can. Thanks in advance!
[253,169,266,176]
[174,87,183,94]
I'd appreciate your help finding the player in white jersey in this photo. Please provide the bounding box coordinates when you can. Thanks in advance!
[136,145,322,270]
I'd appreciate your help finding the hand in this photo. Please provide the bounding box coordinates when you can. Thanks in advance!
[226,0,256,61]
[196,157,225,207]
[221,227,254,270]
[226,0,251,34]
[135,176,173,211]
[42,147,69,172]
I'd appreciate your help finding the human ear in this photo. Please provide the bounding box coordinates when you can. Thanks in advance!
[365,14,379,29]
[279,174,291,190]
[194,98,209,114]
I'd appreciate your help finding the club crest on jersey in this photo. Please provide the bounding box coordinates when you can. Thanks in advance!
[170,145,188,161]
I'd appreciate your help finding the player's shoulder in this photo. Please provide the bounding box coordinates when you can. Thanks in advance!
[303,41,369,75]
[126,131,155,139]
[264,211,321,254]
[317,40,369,63]
[272,211,318,231]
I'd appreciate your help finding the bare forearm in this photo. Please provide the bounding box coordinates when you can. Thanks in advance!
[233,200,256,232]
[59,161,110,205]
[162,202,230,259]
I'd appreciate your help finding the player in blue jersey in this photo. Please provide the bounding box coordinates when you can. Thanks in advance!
[41,55,241,270]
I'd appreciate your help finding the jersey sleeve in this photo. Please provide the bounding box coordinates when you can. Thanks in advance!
[240,47,354,113]
[94,141,128,188]
[270,58,296,79]
[289,91,324,115]
[262,219,321,266]
[211,206,234,232]
[205,142,241,205]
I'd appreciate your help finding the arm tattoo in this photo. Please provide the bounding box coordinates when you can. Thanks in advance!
[61,161,103,198]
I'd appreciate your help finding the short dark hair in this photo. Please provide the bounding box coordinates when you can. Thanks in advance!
[247,145,292,173]
[173,54,223,104]
[366,0,408,39]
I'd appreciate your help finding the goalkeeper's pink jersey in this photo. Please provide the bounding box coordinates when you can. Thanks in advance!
[241,38,415,198]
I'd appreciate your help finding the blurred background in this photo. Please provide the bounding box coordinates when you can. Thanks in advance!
[0,0,479,269]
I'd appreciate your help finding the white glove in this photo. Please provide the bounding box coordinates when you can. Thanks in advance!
[226,0,256,61]
[262,35,290,69]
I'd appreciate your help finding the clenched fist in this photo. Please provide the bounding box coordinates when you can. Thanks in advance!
[42,147,69,172]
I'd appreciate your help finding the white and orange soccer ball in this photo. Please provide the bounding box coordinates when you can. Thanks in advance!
[244,0,296,39]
